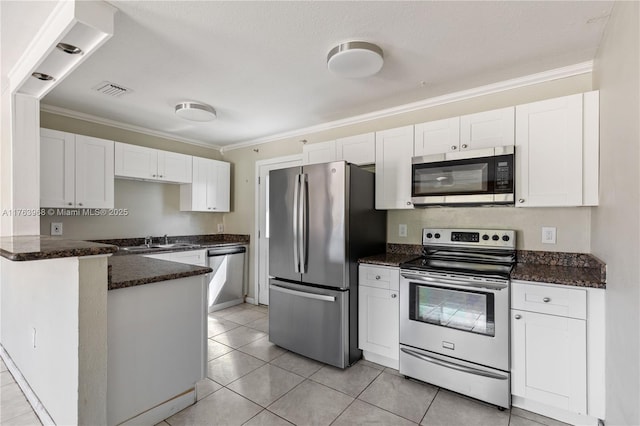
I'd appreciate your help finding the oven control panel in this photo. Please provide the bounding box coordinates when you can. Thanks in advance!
[422,228,516,249]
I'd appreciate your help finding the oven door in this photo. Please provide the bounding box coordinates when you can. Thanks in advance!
[399,271,509,371]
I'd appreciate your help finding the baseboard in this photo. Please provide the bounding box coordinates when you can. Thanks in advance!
[0,345,55,426]
[512,395,602,426]
[362,350,399,369]
[208,298,244,312]
[244,297,257,305]
[120,388,196,425]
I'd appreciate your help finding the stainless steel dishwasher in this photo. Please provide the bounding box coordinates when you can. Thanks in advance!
[207,245,247,312]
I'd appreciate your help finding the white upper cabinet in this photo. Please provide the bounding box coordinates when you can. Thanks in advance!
[336,133,375,165]
[414,107,514,156]
[515,91,599,207]
[40,129,114,209]
[302,140,336,165]
[414,117,460,157]
[460,107,515,150]
[375,125,414,209]
[115,142,192,183]
[180,157,230,212]
[303,133,375,166]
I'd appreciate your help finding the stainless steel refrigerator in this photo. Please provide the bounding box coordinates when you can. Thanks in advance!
[268,161,386,368]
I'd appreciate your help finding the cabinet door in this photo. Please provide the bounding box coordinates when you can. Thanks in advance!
[460,107,515,150]
[114,142,158,180]
[511,309,587,414]
[302,141,336,165]
[358,285,399,360]
[375,125,414,209]
[336,133,375,165]
[211,161,230,212]
[190,157,209,211]
[75,135,114,209]
[414,117,460,156]
[158,151,192,183]
[515,94,583,207]
[40,129,75,208]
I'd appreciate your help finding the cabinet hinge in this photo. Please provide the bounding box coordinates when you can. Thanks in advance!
[258,176,261,185]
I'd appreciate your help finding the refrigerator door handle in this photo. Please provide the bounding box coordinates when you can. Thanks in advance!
[292,173,300,273]
[300,173,308,274]
[271,284,336,302]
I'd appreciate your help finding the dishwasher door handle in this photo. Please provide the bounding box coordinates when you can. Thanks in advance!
[207,246,247,257]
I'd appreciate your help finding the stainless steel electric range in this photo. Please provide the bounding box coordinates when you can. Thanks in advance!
[399,228,516,409]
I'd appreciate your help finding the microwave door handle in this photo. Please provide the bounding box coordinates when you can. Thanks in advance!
[401,273,508,291]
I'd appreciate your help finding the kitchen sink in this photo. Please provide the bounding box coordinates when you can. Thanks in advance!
[120,243,201,252]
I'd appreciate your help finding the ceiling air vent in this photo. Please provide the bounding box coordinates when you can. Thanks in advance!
[92,81,132,97]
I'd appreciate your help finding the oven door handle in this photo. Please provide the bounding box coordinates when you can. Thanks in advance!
[401,273,508,291]
[401,348,508,381]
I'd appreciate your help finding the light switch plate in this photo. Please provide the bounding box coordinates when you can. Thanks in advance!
[399,224,408,238]
[51,222,63,236]
[541,226,556,244]
[217,223,224,233]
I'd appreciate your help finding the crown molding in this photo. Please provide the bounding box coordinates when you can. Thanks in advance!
[41,61,592,154]
[222,61,593,152]
[40,104,222,151]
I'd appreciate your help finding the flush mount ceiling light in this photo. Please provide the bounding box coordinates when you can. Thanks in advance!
[175,102,217,122]
[327,41,384,78]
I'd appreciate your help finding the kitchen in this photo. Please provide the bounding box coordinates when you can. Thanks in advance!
[1,1,638,426]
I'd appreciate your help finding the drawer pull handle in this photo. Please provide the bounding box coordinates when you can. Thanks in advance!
[375,275,381,280]
[391,293,397,299]
[514,314,522,320]
[542,297,551,303]
[461,144,468,149]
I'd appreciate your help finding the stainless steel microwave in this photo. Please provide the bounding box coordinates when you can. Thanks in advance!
[411,146,514,207]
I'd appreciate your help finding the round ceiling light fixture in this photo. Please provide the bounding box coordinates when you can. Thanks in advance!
[175,102,217,122]
[327,41,384,78]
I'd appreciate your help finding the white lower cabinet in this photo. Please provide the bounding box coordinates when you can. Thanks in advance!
[510,280,605,425]
[358,264,399,368]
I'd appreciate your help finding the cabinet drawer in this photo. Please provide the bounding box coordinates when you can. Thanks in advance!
[511,281,586,320]
[359,265,399,291]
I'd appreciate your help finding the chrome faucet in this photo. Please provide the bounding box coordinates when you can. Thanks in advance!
[144,236,152,247]
[163,234,169,245]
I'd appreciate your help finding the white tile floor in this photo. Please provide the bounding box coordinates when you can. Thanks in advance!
[0,302,569,426]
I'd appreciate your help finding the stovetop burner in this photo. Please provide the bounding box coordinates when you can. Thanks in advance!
[400,228,517,280]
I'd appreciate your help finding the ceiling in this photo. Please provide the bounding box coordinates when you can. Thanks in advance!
[41,1,613,149]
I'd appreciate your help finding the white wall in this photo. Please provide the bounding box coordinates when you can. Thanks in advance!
[591,1,640,424]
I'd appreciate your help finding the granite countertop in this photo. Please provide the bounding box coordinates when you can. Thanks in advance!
[359,253,420,267]
[358,245,606,289]
[95,234,249,256]
[0,235,118,261]
[511,250,606,289]
[108,255,212,290]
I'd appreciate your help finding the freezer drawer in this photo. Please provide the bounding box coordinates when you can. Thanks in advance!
[269,280,349,368]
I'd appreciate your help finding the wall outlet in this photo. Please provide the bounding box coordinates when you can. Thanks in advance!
[542,226,556,244]
[399,224,408,238]
[217,223,224,233]
[51,222,63,236]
